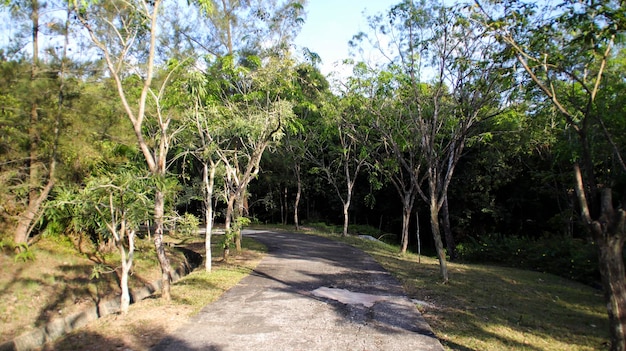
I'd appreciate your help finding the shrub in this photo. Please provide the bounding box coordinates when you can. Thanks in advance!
[457,234,600,286]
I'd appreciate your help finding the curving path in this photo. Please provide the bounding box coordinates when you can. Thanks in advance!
[153,231,444,351]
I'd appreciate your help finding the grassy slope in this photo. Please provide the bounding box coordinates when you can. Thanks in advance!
[0,233,264,350]
[301,229,609,351]
[0,235,161,342]
[41,236,266,351]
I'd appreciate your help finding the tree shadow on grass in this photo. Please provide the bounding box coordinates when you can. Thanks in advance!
[363,244,609,350]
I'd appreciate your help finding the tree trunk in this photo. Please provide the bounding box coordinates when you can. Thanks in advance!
[14,0,43,245]
[574,166,626,350]
[14,180,54,244]
[223,193,236,260]
[400,203,411,254]
[28,0,40,208]
[279,186,285,225]
[293,164,301,231]
[154,190,172,301]
[416,211,421,264]
[442,195,456,261]
[119,230,135,315]
[430,195,448,283]
[119,248,130,314]
[204,162,216,272]
[597,233,626,351]
[235,192,244,252]
[342,201,350,237]
[592,190,626,351]
[283,186,288,225]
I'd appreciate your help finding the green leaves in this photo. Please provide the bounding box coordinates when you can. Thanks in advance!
[45,167,154,244]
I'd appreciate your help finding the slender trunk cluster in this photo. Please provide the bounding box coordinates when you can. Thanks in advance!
[293,163,302,230]
[203,162,217,272]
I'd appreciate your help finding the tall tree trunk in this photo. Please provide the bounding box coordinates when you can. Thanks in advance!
[293,163,301,231]
[442,194,456,261]
[596,230,626,351]
[223,193,236,260]
[154,190,172,300]
[279,186,285,225]
[400,201,412,254]
[204,162,216,272]
[430,193,448,283]
[416,211,421,263]
[28,0,40,196]
[283,186,288,225]
[574,166,626,351]
[342,200,350,237]
[119,230,135,315]
[235,192,244,252]
[15,0,43,245]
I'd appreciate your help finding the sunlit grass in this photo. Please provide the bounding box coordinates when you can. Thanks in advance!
[297,228,609,351]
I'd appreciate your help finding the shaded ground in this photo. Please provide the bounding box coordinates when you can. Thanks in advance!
[0,236,162,344]
[1,234,260,351]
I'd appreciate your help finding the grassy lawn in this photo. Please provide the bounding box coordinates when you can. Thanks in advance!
[297,228,609,351]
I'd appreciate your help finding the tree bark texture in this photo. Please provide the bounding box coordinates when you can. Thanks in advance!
[430,195,448,283]
[223,193,236,260]
[574,165,626,351]
[154,190,172,301]
[342,201,350,237]
[442,195,456,261]
[204,162,216,272]
[119,230,135,315]
[235,193,244,252]
[293,164,301,231]
[401,204,411,254]
[592,190,626,351]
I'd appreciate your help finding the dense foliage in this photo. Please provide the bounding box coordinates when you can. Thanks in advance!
[1,0,625,348]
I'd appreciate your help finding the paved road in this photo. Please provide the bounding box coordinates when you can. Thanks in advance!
[153,231,444,351]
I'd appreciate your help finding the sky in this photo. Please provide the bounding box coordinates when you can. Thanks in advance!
[293,0,399,81]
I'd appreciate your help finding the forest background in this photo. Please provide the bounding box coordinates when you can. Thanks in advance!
[1,0,625,349]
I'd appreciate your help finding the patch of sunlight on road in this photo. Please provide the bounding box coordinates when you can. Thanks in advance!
[311,286,392,308]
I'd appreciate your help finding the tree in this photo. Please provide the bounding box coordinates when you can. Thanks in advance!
[354,0,504,280]
[186,0,306,58]
[73,0,186,300]
[183,69,223,272]
[474,0,626,348]
[51,169,152,314]
[0,0,66,245]
[306,71,375,237]
[281,62,329,230]
[369,67,424,254]
[204,54,295,253]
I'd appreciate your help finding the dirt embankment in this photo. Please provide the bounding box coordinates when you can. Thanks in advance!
[1,236,204,351]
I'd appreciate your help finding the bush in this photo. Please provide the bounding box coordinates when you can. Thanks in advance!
[457,234,600,286]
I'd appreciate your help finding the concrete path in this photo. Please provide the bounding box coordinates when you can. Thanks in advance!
[153,231,444,351]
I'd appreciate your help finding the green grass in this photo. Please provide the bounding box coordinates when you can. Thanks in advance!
[0,234,189,342]
[296,228,609,351]
[169,236,266,314]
